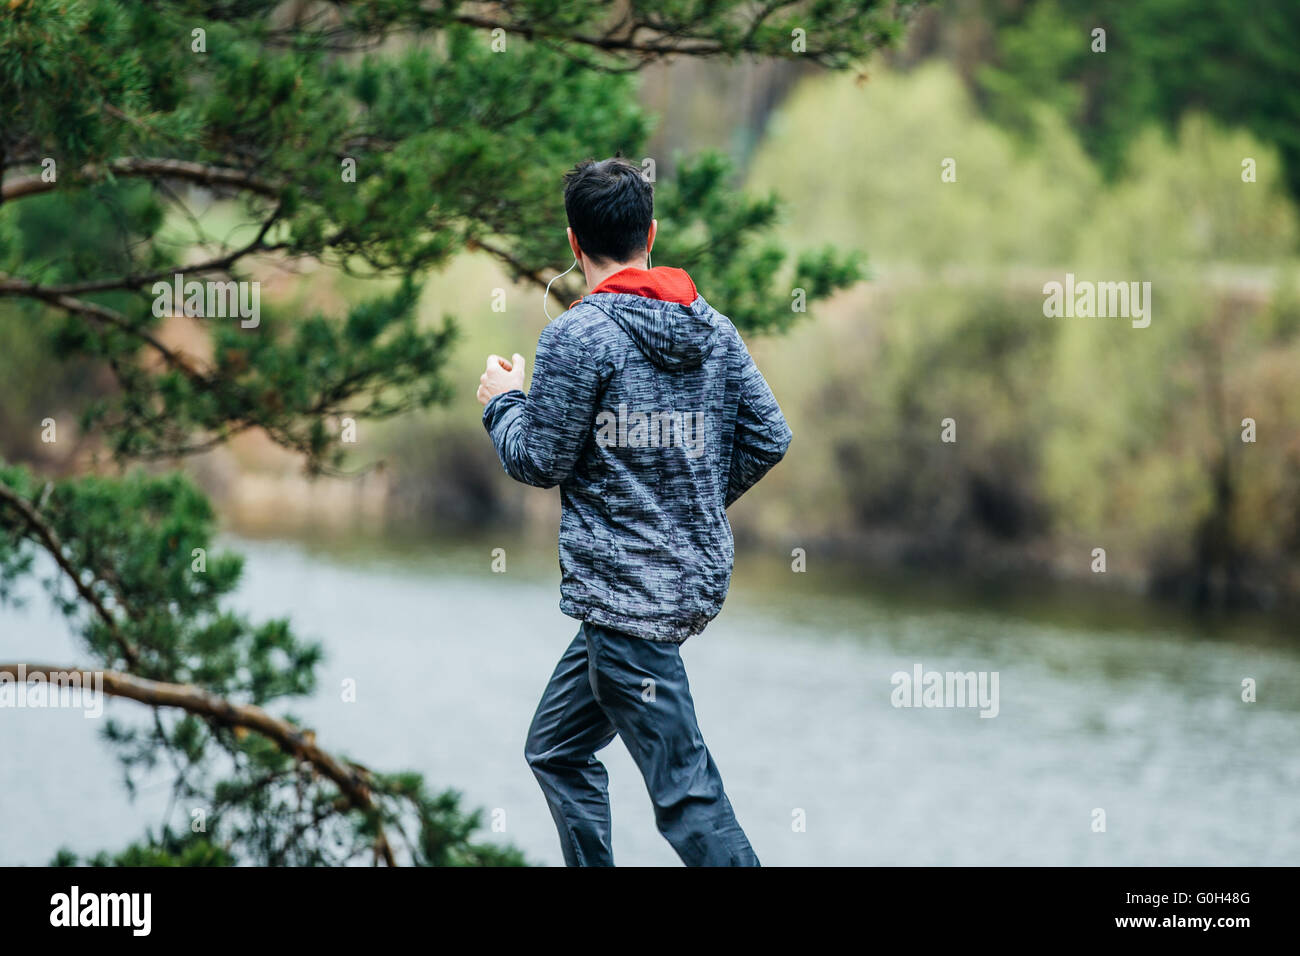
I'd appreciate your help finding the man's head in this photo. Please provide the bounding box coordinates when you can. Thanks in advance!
[563,157,656,270]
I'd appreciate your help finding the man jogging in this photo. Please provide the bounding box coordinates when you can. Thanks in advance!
[477,157,791,867]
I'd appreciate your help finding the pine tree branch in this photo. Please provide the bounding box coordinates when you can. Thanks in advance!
[0,490,141,669]
[1,158,279,203]
[257,1,898,67]
[0,662,397,867]
[0,212,284,298]
[0,276,206,381]
[472,238,578,307]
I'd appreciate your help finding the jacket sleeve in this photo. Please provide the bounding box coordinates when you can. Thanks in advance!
[481,321,601,489]
[725,336,793,507]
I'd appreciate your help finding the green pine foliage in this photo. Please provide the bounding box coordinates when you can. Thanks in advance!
[972,0,1300,201]
[0,0,913,865]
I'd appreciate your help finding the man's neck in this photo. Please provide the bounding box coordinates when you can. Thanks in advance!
[583,255,649,294]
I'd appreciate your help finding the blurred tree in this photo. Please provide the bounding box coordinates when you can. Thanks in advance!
[746,61,1300,606]
[0,0,913,864]
[969,0,1300,203]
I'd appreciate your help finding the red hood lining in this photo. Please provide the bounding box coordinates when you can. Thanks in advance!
[570,266,697,308]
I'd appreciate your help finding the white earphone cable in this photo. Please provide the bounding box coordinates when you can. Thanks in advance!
[544,258,580,321]
[543,248,652,320]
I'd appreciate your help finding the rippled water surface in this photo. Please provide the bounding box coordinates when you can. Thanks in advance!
[4,534,1298,865]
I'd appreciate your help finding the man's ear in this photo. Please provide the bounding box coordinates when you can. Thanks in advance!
[647,219,658,255]
[567,227,583,264]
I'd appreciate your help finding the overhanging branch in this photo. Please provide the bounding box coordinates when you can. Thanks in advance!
[472,238,578,308]
[2,158,280,203]
[0,662,396,866]
[0,488,141,669]
[0,276,207,380]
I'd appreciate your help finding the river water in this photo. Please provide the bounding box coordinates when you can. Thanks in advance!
[3,532,1298,866]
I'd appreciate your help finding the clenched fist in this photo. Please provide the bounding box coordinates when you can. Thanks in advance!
[477,352,526,406]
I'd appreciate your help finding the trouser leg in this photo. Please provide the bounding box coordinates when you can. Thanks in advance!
[524,628,619,866]
[584,622,760,867]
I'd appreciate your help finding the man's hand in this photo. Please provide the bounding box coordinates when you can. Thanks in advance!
[477,352,526,406]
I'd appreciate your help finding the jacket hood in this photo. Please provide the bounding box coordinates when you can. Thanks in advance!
[578,266,718,371]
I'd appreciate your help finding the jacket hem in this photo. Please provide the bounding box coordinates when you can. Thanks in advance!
[559,598,716,644]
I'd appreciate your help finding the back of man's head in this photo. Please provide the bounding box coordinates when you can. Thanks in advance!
[563,157,653,266]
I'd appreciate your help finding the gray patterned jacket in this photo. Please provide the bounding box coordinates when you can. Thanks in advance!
[482,268,791,642]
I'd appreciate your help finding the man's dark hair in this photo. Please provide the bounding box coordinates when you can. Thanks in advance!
[563,157,654,265]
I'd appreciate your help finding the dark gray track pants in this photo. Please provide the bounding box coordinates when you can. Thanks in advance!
[525,622,759,866]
